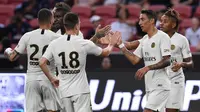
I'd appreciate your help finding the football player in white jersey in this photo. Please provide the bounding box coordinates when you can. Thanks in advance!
[4,8,62,112]
[160,9,193,112]
[116,10,171,112]
[39,12,120,112]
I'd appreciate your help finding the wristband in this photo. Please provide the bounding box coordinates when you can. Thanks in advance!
[119,43,125,49]
[5,48,12,55]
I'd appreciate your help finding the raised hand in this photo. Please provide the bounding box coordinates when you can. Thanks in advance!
[94,25,111,39]
[110,31,121,46]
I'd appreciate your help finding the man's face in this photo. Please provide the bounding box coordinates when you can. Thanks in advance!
[139,14,151,32]
[160,15,174,33]
[54,10,64,24]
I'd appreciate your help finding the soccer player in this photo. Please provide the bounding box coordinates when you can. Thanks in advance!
[51,2,111,43]
[39,12,120,112]
[116,10,171,112]
[160,9,193,112]
[4,8,62,112]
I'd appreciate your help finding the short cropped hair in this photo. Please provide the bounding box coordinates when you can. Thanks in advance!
[38,8,52,25]
[141,10,157,24]
[55,2,71,13]
[63,12,79,30]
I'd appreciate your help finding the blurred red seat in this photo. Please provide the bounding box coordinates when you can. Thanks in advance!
[29,18,38,29]
[180,18,192,29]
[71,6,91,19]
[190,46,197,52]
[104,18,117,25]
[95,5,116,19]
[0,5,15,24]
[80,19,93,37]
[7,0,24,5]
[149,5,166,11]
[173,5,192,19]
[0,0,8,4]
[126,4,141,19]
[194,6,200,18]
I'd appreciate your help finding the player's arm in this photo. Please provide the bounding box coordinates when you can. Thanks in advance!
[39,57,54,81]
[124,40,140,50]
[148,55,171,70]
[117,37,141,65]
[4,33,28,61]
[90,25,111,44]
[172,37,194,72]
[4,48,20,62]
[39,44,59,87]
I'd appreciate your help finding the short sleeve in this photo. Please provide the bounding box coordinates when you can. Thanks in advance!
[42,42,53,61]
[14,33,29,54]
[138,36,147,44]
[181,37,192,58]
[85,40,102,56]
[133,43,143,58]
[160,35,171,56]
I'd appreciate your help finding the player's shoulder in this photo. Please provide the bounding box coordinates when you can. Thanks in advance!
[157,30,170,39]
[174,32,189,42]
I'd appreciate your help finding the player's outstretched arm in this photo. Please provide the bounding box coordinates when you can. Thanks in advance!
[39,57,59,87]
[117,38,141,65]
[4,48,20,62]
[90,25,111,44]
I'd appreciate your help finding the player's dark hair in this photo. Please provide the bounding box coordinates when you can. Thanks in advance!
[38,8,52,25]
[63,12,79,30]
[164,8,180,31]
[141,10,157,25]
[55,2,71,14]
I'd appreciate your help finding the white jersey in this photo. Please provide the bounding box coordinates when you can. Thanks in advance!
[134,30,171,91]
[168,32,192,78]
[42,35,102,98]
[15,29,61,82]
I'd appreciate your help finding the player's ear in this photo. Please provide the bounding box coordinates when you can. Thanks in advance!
[172,22,176,29]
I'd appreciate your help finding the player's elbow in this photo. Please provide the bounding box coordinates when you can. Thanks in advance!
[100,50,110,57]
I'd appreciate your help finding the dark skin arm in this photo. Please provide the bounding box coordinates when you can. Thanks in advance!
[172,57,193,72]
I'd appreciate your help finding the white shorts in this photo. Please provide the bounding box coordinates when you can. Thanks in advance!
[25,80,62,112]
[166,76,185,109]
[62,93,92,112]
[145,89,170,111]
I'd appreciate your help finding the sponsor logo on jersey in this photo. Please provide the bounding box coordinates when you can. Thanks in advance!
[143,57,156,61]
[164,49,170,52]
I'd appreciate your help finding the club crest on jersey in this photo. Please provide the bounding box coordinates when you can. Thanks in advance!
[171,44,175,50]
[151,42,155,48]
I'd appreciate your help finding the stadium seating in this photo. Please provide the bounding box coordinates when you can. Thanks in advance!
[29,18,38,29]
[180,18,192,29]
[7,0,24,5]
[0,5,15,24]
[194,6,200,18]
[173,5,192,19]
[149,5,166,11]
[71,6,92,19]
[95,5,116,19]
[126,4,141,20]
[80,18,93,37]
[0,0,8,4]
[104,18,117,25]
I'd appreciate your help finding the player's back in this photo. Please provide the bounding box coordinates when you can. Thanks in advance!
[25,29,59,76]
[48,34,99,97]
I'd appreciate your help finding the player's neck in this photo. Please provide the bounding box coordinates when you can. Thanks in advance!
[167,31,176,38]
[66,30,79,36]
[147,26,158,38]
[39,25,50,30]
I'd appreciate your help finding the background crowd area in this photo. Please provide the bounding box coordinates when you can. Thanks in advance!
[0,0,200,69]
